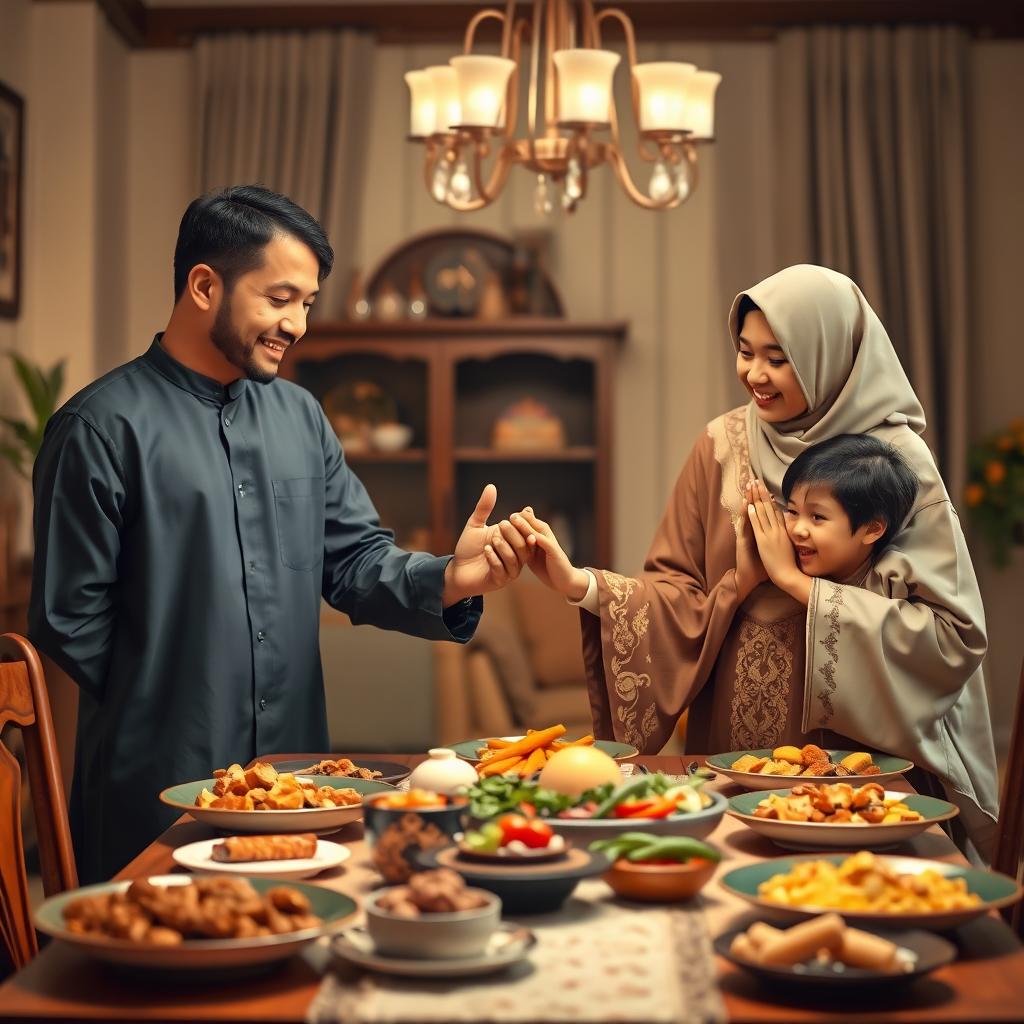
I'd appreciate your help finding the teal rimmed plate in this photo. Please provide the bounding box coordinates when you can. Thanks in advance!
[719,853,1022,930]
[449,736,638,762]
[707,750,913,791]
[160,775,397,833]
[35,874,357,970]
[727,789,958,850]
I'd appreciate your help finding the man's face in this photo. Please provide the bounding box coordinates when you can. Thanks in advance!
[210,232,320,384]
[783,483,883,580]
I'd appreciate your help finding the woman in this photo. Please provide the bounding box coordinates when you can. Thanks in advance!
[512,264,998,864]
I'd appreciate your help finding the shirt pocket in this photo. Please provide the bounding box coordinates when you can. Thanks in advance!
[273,476,325,571]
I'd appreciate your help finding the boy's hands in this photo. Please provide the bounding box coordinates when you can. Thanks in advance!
[508,508,591,601]
[745,480,811,606]
[735,500,769,602]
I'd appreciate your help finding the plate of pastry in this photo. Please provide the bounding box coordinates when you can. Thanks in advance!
[707,745,912,791]
[159,761,397,833]
[715,913,957,991]
[172,834,351,880]
[719,851,1023,930]
[727,784,958,850]
[35,874,357,971]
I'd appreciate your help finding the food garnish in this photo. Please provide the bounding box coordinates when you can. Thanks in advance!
[462,813,563,855]
[590,832,720,865]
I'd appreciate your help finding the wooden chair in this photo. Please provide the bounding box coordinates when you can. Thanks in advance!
[0,632,77,970]
[992,655,1024,938]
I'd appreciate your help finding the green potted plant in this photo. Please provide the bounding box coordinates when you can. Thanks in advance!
[964,419,1024,567]
[0,350,65,479]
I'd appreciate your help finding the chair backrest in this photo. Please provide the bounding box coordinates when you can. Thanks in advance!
[0,632,77,969]
[992,654,1024,938]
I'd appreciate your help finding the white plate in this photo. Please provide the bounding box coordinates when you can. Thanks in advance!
[159,775,398,834]
[332,923,535,978]
[171,837,351,879]
[35,875,357,971]
[727,790,959,851]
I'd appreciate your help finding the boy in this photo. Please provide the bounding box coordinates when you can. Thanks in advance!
[745,433,919,605]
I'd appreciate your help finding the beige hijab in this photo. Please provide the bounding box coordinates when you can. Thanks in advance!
[728,265,926,494]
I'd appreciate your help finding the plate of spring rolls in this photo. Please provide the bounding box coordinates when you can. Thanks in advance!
[715,913,957,991]
[172,834,351,880]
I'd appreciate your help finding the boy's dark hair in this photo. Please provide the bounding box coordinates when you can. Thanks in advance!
[173,185,334,302]
[781,434,919,552]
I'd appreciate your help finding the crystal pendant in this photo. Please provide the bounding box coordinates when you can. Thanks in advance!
[448,160,472,204]
[565,157,583,200]
[674,158,693,202]
[431,160,451,203]
[648,160,673,203]
[533,174,553,215]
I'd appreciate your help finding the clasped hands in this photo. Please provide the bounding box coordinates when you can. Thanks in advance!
[442,485,589,606]
[738,479,811,605]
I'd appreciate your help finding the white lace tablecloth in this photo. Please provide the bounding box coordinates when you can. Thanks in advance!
[307,880,726,1024]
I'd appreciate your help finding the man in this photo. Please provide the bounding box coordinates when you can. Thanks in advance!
[30,185,529,882]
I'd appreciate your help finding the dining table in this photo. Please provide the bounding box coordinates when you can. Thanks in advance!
[1,752,1022,1023]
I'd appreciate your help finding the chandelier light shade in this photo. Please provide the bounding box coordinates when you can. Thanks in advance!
[451,55,517,128]
[404,0,721,213]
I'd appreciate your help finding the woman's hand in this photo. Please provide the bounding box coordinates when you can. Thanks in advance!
[735,499,768,602]
[508,508,591,601]
[745,480,811,605]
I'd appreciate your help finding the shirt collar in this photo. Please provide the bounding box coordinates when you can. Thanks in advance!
[144,334,248,404]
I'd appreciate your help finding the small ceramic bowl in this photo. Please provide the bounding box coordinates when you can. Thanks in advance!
[371,422,414,452]
[602,856,718,903]
[363,794,469,883]
[364,887,501,960]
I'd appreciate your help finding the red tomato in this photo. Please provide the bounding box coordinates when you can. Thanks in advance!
[498,814,554,848]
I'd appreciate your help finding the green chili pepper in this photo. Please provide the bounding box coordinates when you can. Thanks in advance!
[623,836,721,863]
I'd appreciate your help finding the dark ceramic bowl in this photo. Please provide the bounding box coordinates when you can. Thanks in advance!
[418,844,610,915]
[363,794,469,883]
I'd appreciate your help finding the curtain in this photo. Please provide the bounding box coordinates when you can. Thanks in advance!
[775,25,971,501]
[195,30,376,317]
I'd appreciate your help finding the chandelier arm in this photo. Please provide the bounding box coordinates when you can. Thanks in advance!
[593,7,659,164]
[501,0,516,56]
[423,138,443,201]
[544,0,558,134]
[579,0,599,49]
[680,140,699,197]
[527,0,543,160]
[501,16,531,143]
[463,10,508,54]
[447,142,515,212]
[605,143,683,211]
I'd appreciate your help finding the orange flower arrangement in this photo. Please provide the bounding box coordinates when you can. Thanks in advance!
[965,419,1024,567]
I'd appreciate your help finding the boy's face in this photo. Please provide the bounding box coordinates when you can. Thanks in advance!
[210,232,320,384]
[783,483,885,580]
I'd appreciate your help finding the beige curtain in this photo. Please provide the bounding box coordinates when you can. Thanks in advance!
[775,25,971,500]
[195,30,376,317]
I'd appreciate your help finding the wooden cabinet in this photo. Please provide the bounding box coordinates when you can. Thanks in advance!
[280,319,625,568]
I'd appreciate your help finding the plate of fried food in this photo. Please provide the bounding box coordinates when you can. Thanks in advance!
[707,745,912,791]
[449,724,637,777]
[172,834,352,880]
[720,851,1023,930]
[159,761,397,833]
[727,783,958,850]
[270,756,411,786]
[716,912,957,991]
[35,874,357,970]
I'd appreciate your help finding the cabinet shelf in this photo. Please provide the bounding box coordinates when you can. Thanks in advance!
[455,447,597,463]
[345,449,428,464]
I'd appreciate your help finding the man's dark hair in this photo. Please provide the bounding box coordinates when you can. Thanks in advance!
[173,185,334,301]
[781,434,919,552]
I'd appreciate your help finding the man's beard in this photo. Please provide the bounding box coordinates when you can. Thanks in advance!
[210,293,277,385]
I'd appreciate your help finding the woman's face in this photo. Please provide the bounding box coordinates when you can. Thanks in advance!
[736,310,808,423]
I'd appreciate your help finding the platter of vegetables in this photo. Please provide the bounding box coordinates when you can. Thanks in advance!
[460,814,568,862]
[465,768,727,845]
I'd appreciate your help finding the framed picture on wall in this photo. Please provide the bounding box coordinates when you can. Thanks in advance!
[0,81,24,319]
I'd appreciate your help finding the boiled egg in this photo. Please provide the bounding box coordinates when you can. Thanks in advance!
[538,745,623,798]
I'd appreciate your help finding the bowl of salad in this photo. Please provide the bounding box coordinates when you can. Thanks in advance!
[465,771,727,846]
[590,833,721,902]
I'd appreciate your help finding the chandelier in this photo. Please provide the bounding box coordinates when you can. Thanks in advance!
[404,0,721,214]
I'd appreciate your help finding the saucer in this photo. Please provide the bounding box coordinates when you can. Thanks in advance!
[332,922,535,978]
